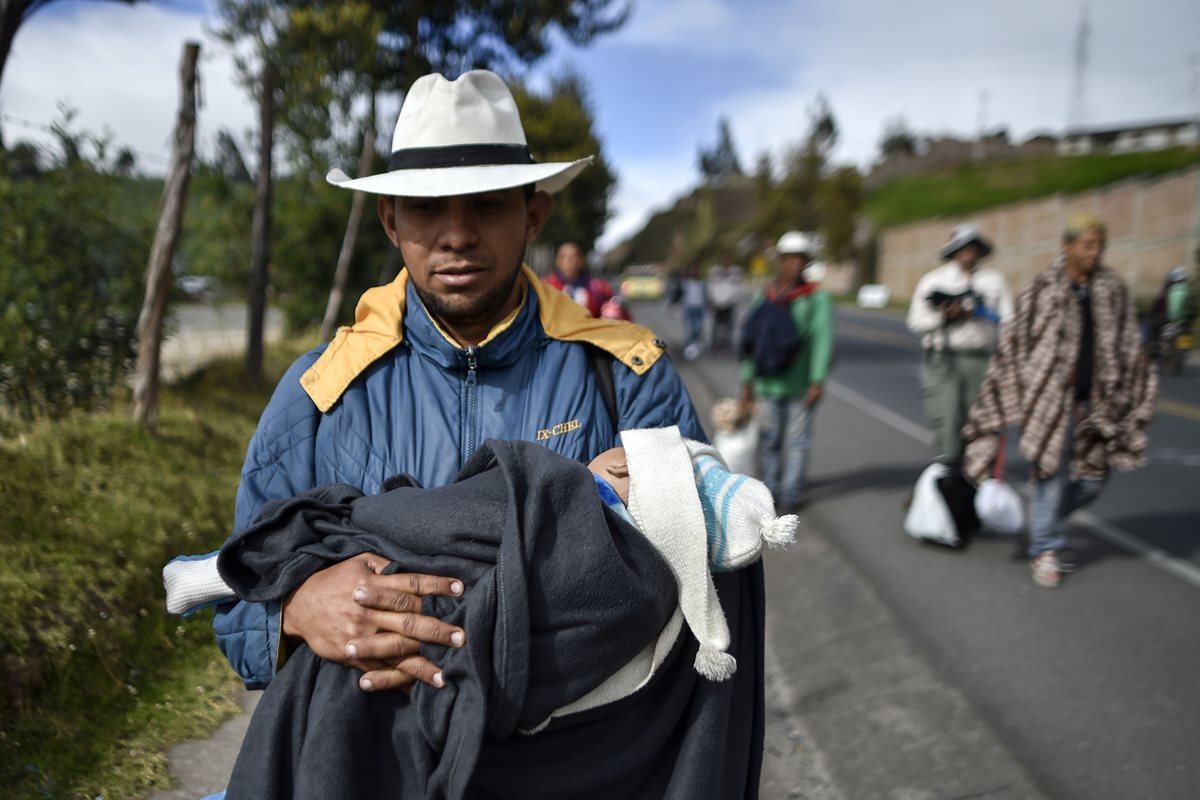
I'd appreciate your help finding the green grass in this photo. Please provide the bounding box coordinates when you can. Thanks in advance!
[0,336,315,798]
[864,147,1200,229]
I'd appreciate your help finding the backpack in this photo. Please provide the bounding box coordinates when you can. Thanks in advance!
[740,298,802,377]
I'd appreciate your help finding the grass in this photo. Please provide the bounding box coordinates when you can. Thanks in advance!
[864,146,1200,230]
[0,335,315,799]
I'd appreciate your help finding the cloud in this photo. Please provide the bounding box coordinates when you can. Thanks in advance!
[1,2,256,170]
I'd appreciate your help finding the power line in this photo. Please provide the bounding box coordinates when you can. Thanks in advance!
[0,111,172,164]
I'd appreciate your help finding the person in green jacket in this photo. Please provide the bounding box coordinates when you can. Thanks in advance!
[738,231,835,511]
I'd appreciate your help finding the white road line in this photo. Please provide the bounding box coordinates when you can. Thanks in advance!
[827,378,1200,592]
[1074,511,1200,590]
[826,380,934,447]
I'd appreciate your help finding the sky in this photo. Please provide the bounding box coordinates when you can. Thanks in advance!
[2,0,1198,251]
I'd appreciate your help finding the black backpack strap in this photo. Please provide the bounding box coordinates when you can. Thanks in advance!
[586,345,619,431]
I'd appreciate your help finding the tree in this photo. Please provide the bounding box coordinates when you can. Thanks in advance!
[697,116,744,183]
[879,115,918,158]
[0,0,141,89]
[513,73,616,253]
[212,128,252,183]
[214,0,631,335]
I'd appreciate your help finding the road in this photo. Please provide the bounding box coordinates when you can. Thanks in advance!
[634,297,1200,800]
[161,302,283,381]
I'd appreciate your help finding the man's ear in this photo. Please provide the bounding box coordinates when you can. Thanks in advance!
[525,190,553,244]
[377,196,401,247]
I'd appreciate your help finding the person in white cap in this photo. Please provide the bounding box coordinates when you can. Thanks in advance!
[738,231,834,511]
[906,223,1013,462]
[171,69,766,796]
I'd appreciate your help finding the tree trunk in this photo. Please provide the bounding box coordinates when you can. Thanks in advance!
[245,61,277,384]
[131,41,199,429]
[319,125,374,342]
[0,0,22,91]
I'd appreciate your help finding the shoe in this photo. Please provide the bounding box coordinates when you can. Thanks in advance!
[1031,552,1062,588]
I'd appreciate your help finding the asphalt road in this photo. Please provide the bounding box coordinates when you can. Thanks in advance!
[633,296,1200,800]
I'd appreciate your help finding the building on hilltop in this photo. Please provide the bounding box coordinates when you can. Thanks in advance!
[1057,118,1200,156]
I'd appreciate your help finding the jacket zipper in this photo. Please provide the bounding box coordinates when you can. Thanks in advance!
[464,346,479,462]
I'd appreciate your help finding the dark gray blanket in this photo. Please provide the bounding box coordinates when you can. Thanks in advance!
[217,439,764,799]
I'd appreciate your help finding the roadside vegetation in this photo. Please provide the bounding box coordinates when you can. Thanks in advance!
[0,338,312,798]
[864,146,1200,230]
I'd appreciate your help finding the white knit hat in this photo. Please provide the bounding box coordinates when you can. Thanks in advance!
[621,426,796,681]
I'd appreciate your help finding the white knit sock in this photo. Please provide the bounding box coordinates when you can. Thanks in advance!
[162,554,236,615]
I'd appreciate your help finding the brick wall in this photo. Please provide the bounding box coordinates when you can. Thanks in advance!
[877,167,1200,302]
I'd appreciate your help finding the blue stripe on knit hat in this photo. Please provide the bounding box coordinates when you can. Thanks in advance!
[693,454,752,569]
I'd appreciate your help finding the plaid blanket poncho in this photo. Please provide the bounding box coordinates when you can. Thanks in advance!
[963,258,1157,483]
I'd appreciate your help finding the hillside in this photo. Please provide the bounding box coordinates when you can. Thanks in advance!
[864,146,1200,229]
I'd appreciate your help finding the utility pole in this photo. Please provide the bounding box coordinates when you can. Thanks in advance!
[973,89,990,161]
[132,41,200,429]
[1067,4,1090,133]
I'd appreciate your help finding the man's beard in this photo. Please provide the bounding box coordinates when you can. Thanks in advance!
[415,266,524,333]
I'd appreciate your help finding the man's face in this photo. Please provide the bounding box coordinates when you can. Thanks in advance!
[556,243,587,282]
[778,253,809,285]
[1065,229,1105,277]
[378,188,551,339]
[953,243,980,270]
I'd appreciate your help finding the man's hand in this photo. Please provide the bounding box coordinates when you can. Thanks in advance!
[805,383,824,408]
[738,383,755,425]
[281,553,465,692]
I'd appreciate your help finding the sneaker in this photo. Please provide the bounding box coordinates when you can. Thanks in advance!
[1031,552,1062,588]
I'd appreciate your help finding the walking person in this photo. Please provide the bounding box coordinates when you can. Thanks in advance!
[907,223,1013,463]
[739,231,834,512]
[963,214,1157,588]
[707,254,744,353]
[542,240,616,318]
[681,263,708,359]
[171,69,765,797]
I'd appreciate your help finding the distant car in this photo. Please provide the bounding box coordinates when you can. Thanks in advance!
[178,275,215,301]
[856,284,891,309]
[618,266,666,301]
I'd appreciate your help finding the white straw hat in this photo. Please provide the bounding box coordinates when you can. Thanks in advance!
[327,70,592,197]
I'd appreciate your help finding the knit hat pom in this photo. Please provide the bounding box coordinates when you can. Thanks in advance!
[761,514,799,548]
[694,646,738,681]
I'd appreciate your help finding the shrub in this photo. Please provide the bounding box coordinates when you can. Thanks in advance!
[0,165,147,423]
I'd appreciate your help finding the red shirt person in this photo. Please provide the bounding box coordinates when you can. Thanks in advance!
[543,241,616,318]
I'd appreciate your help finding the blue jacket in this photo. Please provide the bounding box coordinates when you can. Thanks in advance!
[213,267,703,688]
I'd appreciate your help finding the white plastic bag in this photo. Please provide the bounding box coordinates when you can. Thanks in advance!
[713,422,759,477]
[904,462,960,547]
[974,479,1024,535]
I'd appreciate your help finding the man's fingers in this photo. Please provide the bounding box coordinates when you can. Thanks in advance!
[345,619,465,663]
[358,657,445,692]
[353,572,465,612]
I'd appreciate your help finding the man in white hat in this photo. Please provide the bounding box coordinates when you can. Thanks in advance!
[738,231,835,511]
[907,223,1013,462]
[185,69,764,795]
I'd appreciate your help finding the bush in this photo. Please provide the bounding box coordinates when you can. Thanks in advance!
[0,337,313,797]
[0,165,147,423]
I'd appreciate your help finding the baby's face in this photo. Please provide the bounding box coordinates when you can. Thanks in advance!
[587,447,630,504]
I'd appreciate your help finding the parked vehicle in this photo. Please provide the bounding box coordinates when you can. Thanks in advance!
[618,265,666,301]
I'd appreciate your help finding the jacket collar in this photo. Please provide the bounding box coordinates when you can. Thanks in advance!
[300,264,665,412]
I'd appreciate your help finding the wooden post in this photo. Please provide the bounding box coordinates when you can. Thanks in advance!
[320,125,375,342]
[246,60,277,384]
[132,41,199,429]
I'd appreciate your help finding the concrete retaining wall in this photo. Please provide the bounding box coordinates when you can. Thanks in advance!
[877,166,1200,302]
